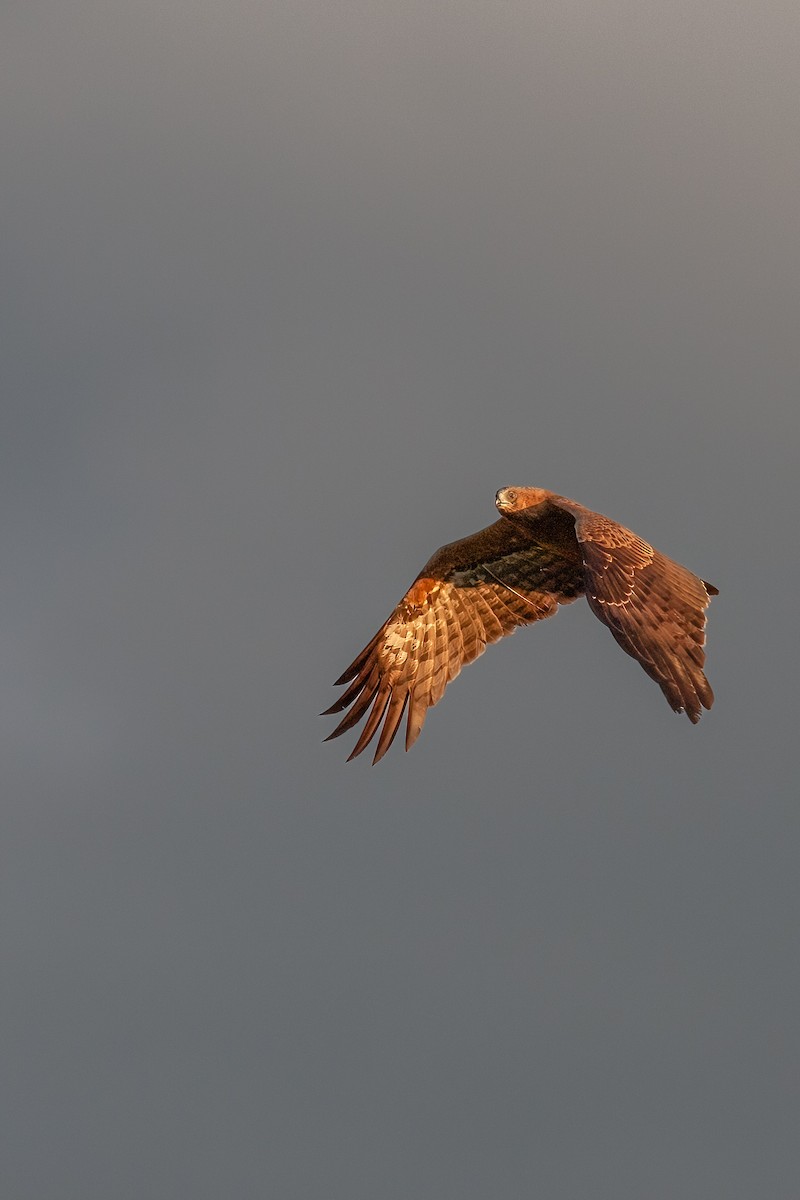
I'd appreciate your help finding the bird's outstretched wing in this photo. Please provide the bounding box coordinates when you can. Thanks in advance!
[323,519,582,763]
[552,498,718,722]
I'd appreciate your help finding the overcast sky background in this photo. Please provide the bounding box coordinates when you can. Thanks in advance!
[2,4,799,1197]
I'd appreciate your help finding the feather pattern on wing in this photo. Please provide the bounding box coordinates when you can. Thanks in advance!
[322,516,581,762]
[548,496,717,724]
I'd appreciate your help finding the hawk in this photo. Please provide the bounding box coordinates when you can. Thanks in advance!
[323,487,718,763]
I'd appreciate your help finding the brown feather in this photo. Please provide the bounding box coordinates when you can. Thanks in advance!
[405,687,429,751]
[346,686,392,761]
[372,690,409,765]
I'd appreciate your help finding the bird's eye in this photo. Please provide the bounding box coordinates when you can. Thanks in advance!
[506,490,517,504]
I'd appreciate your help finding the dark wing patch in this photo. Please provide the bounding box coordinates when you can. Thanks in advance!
[323,576,561,763]
[562,507,716,722]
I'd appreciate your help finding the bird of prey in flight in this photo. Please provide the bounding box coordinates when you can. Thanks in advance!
[323,487,718,763]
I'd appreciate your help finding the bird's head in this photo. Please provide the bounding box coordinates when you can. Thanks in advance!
[495,486,551,515]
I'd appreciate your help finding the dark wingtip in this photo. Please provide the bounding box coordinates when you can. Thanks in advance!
[704,581,719,596]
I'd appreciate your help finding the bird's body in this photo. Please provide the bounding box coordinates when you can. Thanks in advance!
[323,487,718,763]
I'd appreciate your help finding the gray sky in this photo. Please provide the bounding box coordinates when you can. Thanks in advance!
[3,4,799,1197]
